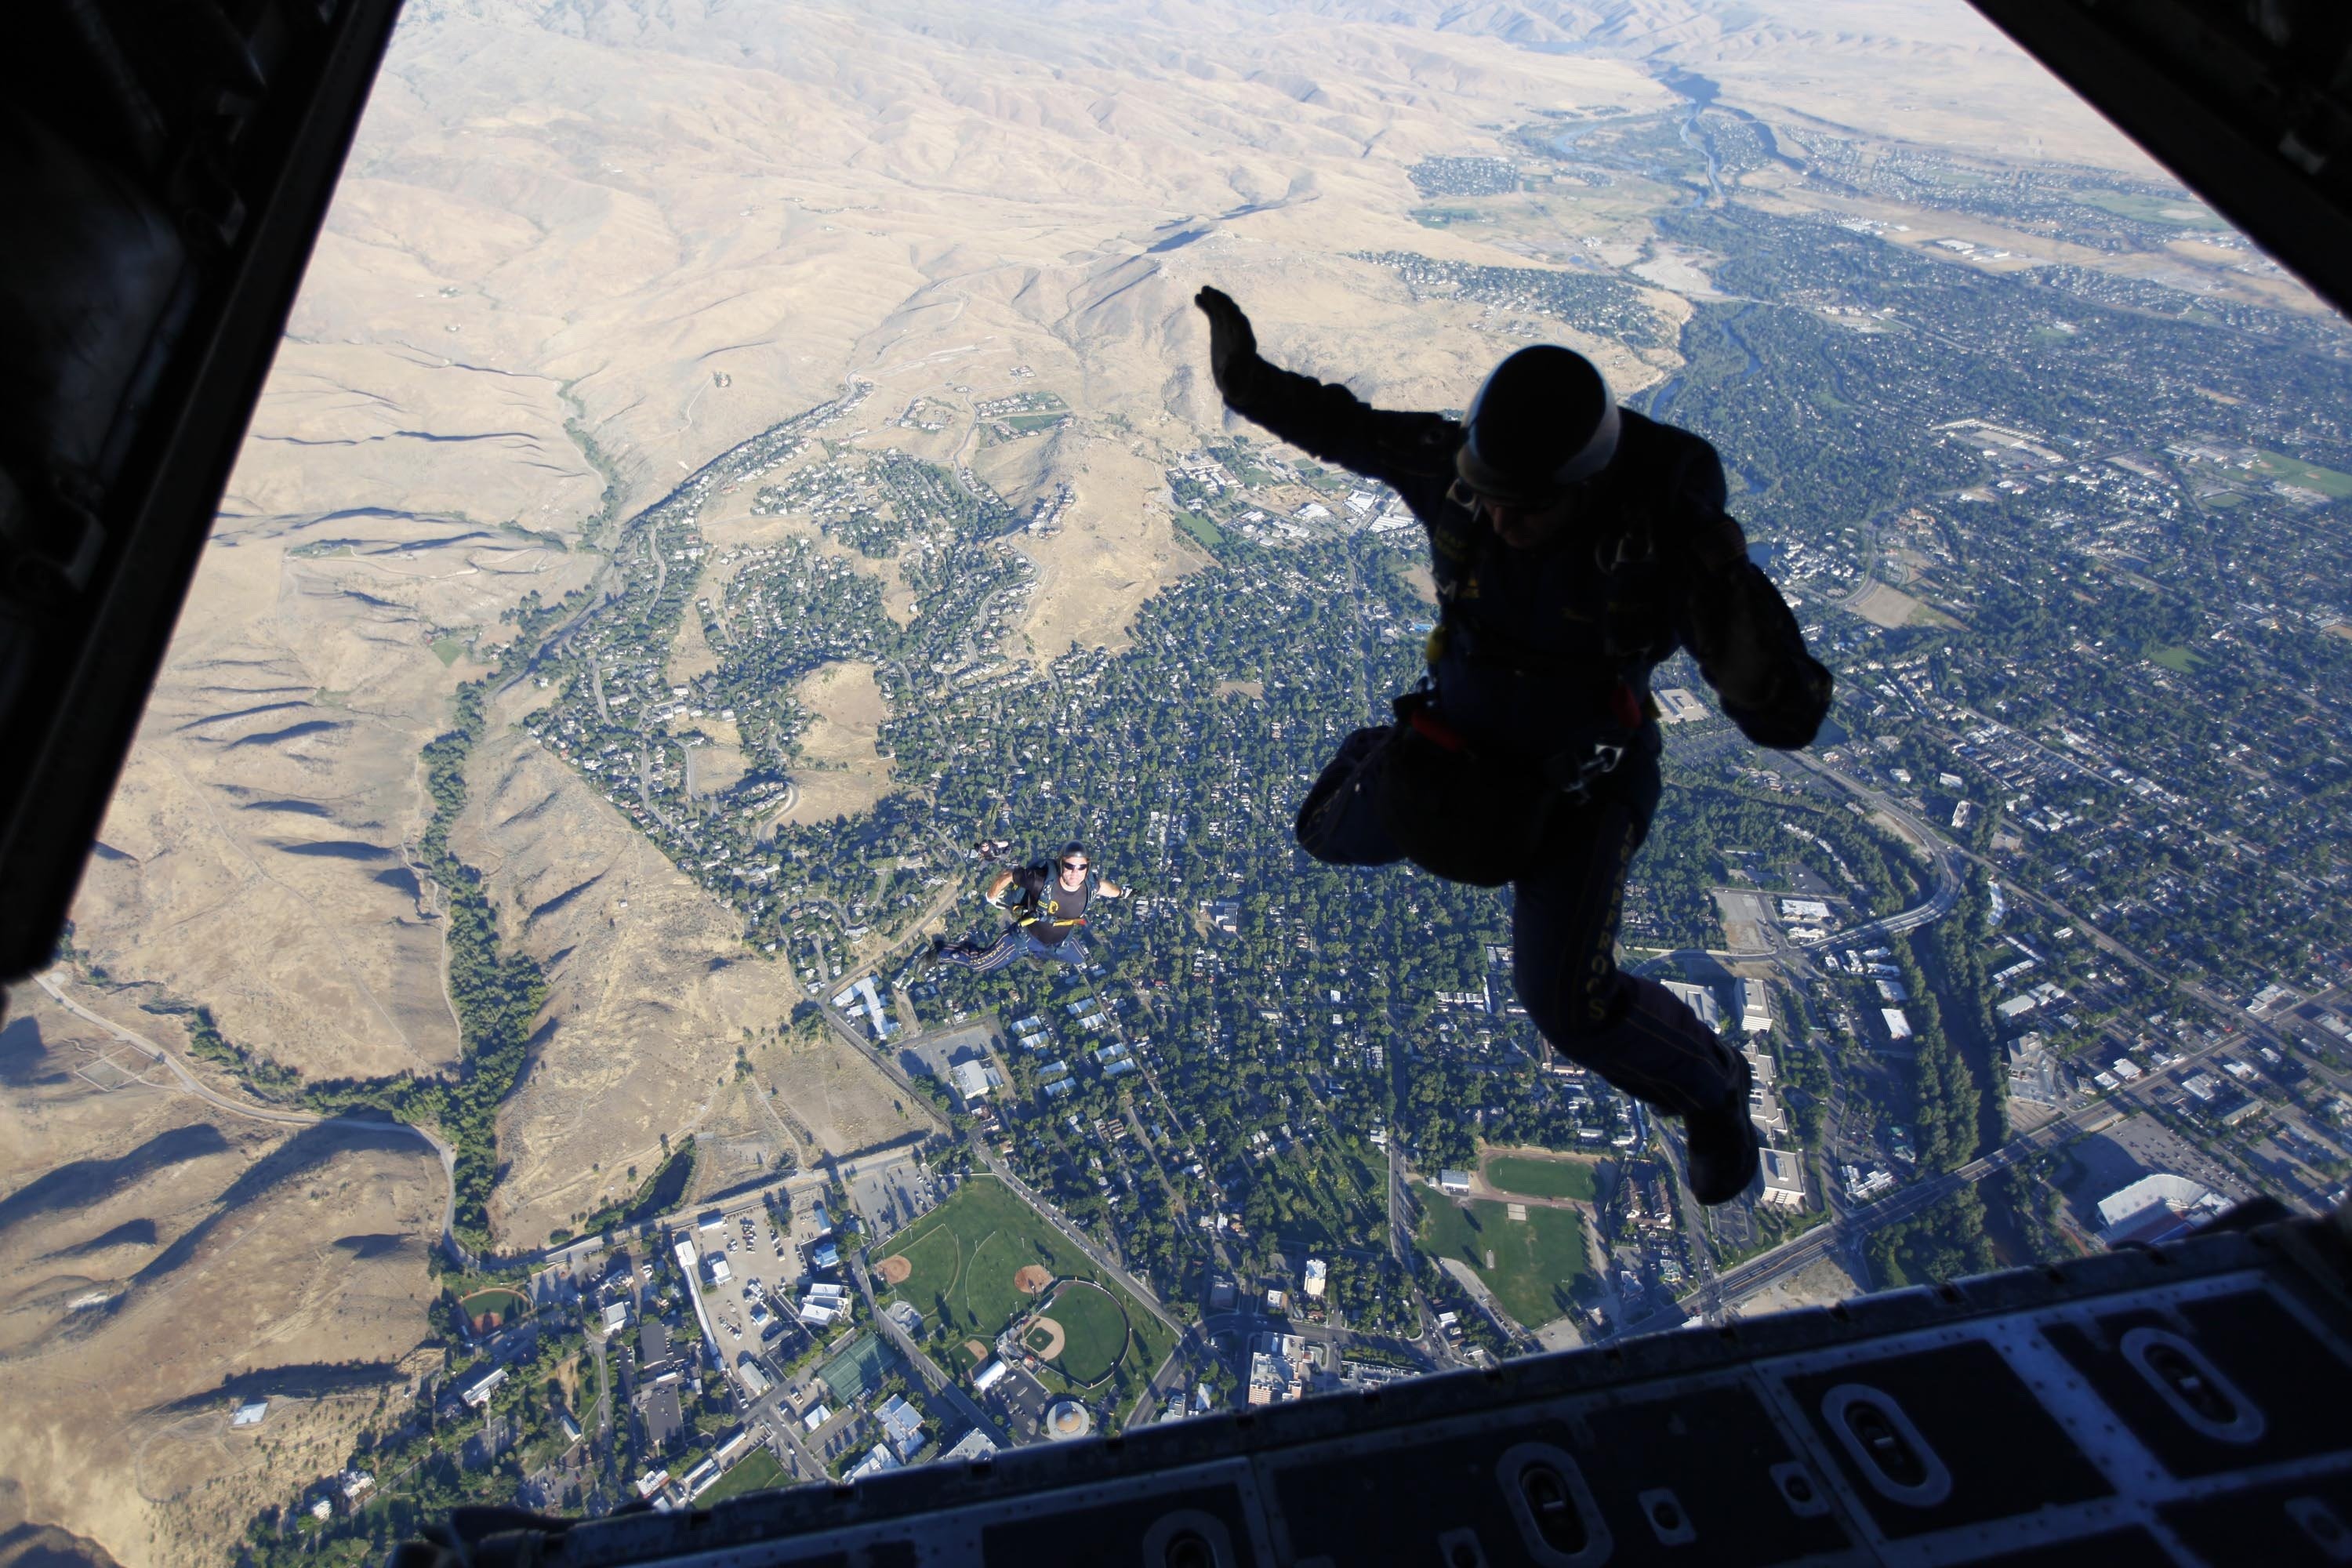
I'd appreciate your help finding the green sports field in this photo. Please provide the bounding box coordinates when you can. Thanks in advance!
[458,1286,528,1330]
[873,1176,1090,1341]
[699,1449,786,1504]
[1482,1154,1599,1203]
[817,1332,894,1403]
[1038,1280,1129,1386]
[875,1176,1178,1388]
[1417,1189,1592,1330]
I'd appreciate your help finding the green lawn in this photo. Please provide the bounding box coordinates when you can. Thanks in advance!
[2245,449,2352,499]
[699,1448,786,1504]
[458,1287,528,1329]
[876,1176,1178,1395]
[431,636,466,666]
[1041,1280,1129,1386]
[1176,514,1225,550]
[1482,1155,1599,1203]
[2076,189,2224,227]
[1417,1189,1592,1330]
[874,1176,1091,1341]
[2147,643,2206,674]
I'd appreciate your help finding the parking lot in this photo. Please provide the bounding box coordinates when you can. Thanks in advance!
[696,1201,803,1374]
[895,1025,996,1092]
[844,1152,944,1240]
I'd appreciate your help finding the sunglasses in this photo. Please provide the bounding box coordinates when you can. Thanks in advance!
[1062,859,1089,871]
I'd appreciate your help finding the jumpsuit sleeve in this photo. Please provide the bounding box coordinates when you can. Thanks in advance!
[1667,444,1835,750]
[1220,356,1462,493]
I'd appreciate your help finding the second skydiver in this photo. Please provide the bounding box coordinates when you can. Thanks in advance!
[922,841,1127,975]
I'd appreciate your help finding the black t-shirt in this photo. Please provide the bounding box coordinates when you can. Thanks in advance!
[1014,865,1092,938]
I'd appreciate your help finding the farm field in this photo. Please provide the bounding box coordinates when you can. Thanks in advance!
[1417,1189,1592,1330]
[1481,1154,1600,1203]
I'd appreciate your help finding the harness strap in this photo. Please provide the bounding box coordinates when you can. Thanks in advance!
[1394,686,1638,805]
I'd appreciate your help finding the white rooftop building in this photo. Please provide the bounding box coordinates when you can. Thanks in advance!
[1759,1149,1806,1210]
[460,1367,508,1410]
[1303,1258,1327,1300]
[1247,1348,1305,1406]
[1663,980,1723,1031]
[949,1058,991,1105]
[2096,1174,2228,1245]
[1654,687,1707,724]
[942,1428,999,1462]
[844,1443,903,1482]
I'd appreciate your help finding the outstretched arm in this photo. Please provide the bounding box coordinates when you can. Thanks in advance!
[1094,878,1127,899]
[1657,437,1832,749]
[1195,287,1460,491]
[1677,514,1834,750]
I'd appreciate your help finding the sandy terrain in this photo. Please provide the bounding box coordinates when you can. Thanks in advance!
[776,662,894,826]
[1725,1249,1864,1319]
[761,1026,925,1158]
[69,510,595,1081]
[0,987,441,1568]
[448,730,806,1244]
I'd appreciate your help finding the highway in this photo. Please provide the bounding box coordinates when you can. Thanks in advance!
[1686,1024,2262,1316]
[1649,688,2333,1316]
[1791,751,1965,950]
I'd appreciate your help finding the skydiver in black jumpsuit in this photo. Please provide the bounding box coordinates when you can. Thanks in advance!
[1196,286,1833,1203]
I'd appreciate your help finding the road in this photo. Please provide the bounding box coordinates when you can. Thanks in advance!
[1791,753,1965,950]
[32,971,466,1261]
[845,1252,1007,1442]
[1686,1025,2264,1316]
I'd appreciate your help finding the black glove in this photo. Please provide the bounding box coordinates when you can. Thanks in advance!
[1194,286,1263,408]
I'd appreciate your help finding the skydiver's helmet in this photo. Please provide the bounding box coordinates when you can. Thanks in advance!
[1454,345,1620,507]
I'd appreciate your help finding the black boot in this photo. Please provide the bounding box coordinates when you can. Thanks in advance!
[1683,1051,1760,1206]
[913,935,946,975]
